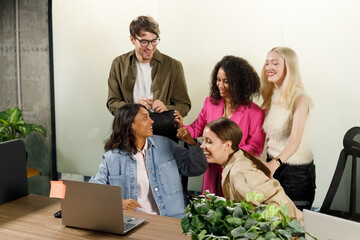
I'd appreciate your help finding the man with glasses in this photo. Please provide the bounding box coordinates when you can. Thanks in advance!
[106,15,191,117]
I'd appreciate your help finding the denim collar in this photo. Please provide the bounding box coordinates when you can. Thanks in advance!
[147,136,158,149]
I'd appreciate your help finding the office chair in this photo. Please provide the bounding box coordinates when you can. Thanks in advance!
[0,139,28,205]
[320,126,360,222]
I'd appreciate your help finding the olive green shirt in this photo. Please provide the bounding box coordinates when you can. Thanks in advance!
[107,49,191,116]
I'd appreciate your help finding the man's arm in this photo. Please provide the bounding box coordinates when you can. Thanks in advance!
[166,61,191,117]
[106,59,127,115]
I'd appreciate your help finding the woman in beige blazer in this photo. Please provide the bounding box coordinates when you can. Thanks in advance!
[199,117,303,224]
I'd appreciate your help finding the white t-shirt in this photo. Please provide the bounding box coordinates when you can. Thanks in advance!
[133,139,159,215]
[133,60,153,103]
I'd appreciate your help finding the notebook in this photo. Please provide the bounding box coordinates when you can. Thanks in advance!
[303,209,360,240]
[61,180,146,235]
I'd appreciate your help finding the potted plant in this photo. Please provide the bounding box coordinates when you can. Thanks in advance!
[0,107,46,141]
[181,190,317,240]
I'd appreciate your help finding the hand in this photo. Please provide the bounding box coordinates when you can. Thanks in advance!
[174,110,184,128]
[151,99,167,113]
[122,199,142,211]
[177,127,196,146]
[264,159,280,177]
[137,97,153,109]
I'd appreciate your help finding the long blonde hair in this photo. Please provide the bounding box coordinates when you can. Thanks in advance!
[260,46,310,110]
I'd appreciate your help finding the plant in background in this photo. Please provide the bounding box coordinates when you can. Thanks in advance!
[0,107,46,142]
[181,190,317,240]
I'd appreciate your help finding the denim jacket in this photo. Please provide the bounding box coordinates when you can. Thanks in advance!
[89,135,208,218]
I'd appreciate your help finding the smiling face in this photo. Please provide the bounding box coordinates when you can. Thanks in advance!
[200,127,233,166]
[216,67,230,99]
[130,30,158,63]
[265,51,287,87]
[131,107,154,140]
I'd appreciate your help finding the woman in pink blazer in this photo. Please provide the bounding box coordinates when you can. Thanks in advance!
[175,55,266,196]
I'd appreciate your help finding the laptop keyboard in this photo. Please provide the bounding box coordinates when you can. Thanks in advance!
[124,222,136,231]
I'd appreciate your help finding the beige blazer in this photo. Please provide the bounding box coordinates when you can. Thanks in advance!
[222,150,304,224]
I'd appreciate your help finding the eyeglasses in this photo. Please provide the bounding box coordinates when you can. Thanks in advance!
[134,36,160,47]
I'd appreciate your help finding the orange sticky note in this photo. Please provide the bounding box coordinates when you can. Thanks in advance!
[49,180,66,199]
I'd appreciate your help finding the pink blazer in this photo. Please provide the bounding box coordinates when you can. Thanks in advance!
[185,97,265,156]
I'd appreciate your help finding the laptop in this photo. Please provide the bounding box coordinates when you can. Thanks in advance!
[61,180,146,235]
[304,209,360,240]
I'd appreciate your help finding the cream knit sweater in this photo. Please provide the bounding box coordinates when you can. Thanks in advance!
[263,87,313,165]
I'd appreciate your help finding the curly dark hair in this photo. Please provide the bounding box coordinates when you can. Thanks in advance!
[210,55,260,108]
[104,103,147,154]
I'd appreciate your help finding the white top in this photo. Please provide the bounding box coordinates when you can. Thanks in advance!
[262,87,313,165]
[133,60,153,103]
[133,139,159,215]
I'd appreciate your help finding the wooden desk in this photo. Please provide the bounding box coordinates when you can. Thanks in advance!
[0,195,190,240]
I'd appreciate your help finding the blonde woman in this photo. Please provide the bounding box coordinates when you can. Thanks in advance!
[261,46,316,210]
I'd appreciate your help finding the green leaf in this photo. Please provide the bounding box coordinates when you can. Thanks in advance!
[244,218,258,230]
[216,206,228,219]
[0,118,9,126]
[251,212,262,221]
[0,126,6,135]
[241,200,255,212]
[245,231,257,239]
[194,201,210,214]
[198,229,207,240]
[278,229,292,239]
[233,205,243,218]
[191,215,206,229]
[267,205,279,218]
[30,124,47,137]
[0,110,6,119]
[204,209,221,225]
[280,214,291,227]
[5,107,22,125]
[208,224,223,236]
[245,191,264,203]
[181,216,192,233]
[226,217,243,226]
[264,231,276,240]
[259,222,271,232]
[287,219,306,233]
[231,226,246,238]
[279,202,289,216]
[16,124,31,136]
[270,218,281,230]
[204,190,210,195]
[213,196,226,208]
[185,203,192,215]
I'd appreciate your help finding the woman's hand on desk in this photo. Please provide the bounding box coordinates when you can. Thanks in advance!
[123,199,142,211]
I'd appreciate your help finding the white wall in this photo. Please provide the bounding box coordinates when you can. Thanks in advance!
[53,0,360,207]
